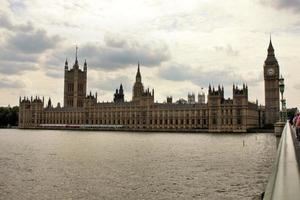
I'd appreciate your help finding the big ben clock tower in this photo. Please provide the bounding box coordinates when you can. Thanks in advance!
[264,38,280,127]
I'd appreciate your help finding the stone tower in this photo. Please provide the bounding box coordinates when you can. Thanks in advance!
[232,84,248,131]
[64,47,87,108]
[132,62,144,101]
[207,85,224,131]
[264,38,280,126]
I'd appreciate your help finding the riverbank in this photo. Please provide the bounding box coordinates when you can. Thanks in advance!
[16,126,274,133]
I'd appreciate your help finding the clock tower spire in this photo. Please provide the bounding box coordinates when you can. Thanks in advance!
[264,37,280,127]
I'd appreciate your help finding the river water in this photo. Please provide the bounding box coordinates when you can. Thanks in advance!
[0,129,276,200]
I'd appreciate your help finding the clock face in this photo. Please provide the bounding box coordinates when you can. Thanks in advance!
[267,68,275,76]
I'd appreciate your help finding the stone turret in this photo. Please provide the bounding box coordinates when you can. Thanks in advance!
[232,84,249,131]
[114,84,125,103]
[207,85,225,131]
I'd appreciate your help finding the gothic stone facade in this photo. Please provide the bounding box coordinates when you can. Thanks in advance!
[19,52,266,132]
[264,39,280,126]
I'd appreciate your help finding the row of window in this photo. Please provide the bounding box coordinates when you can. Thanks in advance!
[87,109,207,115]
[40,118,208,126]
[212,118,242,125]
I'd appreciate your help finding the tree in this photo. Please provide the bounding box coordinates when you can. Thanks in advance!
[0,106,19,127]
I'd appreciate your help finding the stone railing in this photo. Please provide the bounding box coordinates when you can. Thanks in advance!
[263,122,300,199]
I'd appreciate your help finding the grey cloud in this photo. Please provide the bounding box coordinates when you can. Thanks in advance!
[45,70,64,79]
[0,15,33,32]
[89,75,131,91]
[0,77,25,88]
[0,49,38,62]
[82,37,170,70]
[46,35,170,73]
[0,15,62,75]
[8,30,61,54]
[159,63,193,81]
[260,0,300,12]
[159,64,261,88]
[9,0,26,13]
[104,34,127,48]
[214,45,239,56]
[0,29,60,74]
[0,61,37,75]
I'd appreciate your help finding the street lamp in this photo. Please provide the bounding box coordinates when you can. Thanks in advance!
[278,75,286,122]
[279,76,284,98]
[274,75,287,136]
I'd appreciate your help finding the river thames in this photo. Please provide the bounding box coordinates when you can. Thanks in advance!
[0,129,276,200]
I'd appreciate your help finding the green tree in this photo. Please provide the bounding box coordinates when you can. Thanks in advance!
[0,106,19,127]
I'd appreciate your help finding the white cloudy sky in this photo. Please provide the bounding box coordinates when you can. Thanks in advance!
[0,0,299,108]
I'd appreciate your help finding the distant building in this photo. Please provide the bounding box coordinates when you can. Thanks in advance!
[176,98,188,104]
[198,92,205,104]
[19,44,270,132]
[188,93,195,104]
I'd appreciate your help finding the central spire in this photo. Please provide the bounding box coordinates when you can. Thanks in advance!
[268,35,274,56]
[73,45,79,69]
[76,45,78,61]
[136,61,141,82]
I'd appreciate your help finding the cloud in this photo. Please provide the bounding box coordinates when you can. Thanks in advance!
[81,35,170,70]
[0,15,33,32]
[46,34,170,73]
[7,30,61,54]
[89,74,131,91]
[0,14,62,75]
[0,77,25,89]
[8,0,26,13]
[45,70,63,79]
[260,0,300,12]
[0,49,38,62]
[159,63,262,88]
[0,61,37,75]
[214,44,239,56]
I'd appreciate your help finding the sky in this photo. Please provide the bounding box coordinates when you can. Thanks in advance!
[0,0,299,108]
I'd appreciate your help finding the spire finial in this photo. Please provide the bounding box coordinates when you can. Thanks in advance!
[268,36,274,53]
[65,57,68,70]
[76,45,78,61]
[136,61,141,81]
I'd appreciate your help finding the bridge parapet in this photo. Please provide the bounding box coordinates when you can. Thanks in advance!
[263,122,300,200]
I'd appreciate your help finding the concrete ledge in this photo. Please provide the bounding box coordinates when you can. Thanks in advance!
[274,122,285,137]
[263,122,300,200]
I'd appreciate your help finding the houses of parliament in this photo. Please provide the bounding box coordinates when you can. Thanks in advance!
[18,39,280,132]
